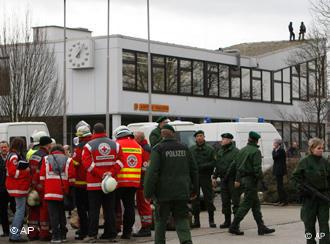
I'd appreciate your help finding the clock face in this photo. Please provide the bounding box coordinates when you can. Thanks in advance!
[67,39,94,69]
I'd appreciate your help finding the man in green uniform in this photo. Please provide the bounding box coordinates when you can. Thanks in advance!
[149,116,170,147]
[144,124,198,244]
[229,131,275,236]
[291,138,330,244]
[213,133,240,229]
[190,130,216,228]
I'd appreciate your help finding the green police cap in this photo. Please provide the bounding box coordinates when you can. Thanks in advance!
[221,133,234,139]
[193,130,204,137]
[249,131,261,140]
[156,116,168,123]
[161,124,175,133]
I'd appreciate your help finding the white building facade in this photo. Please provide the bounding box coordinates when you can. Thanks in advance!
[39,26,326,149]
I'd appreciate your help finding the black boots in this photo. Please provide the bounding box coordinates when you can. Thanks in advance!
[257,223,275,235]
[132,227,152,237]
[228,218,244,235]
[220,214,231,229]
[208,211,216,228]
[191,215,201,228]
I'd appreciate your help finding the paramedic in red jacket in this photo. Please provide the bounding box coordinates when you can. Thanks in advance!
[40,145,75,242]
[82,123,124,242]
[6,138,30,242]
[133,131,153,237]
[28,136,53,241]
[113,126,143,239]
[72,125,92,240]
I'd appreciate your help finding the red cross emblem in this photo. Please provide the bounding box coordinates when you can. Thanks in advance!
[98,143,111,155]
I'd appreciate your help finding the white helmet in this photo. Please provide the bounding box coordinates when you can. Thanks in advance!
[101,175,117,194]
[113,126,133,139]
[31,131,48,146]
[27,190,40,207]
[76,125,92,138]
[75,120,90,131]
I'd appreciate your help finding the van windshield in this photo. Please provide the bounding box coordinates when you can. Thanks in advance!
[175,131,195,148]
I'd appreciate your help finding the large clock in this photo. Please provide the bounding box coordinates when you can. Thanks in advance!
[67,39,94,69]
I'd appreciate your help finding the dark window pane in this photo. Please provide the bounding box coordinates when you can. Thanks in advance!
[262,71,271,101]
[241,68,251,99]
[123,63,135,90]
[0,59,10,96]
[291,123,300,147]
[153,67,165,92]
[123,51,135,62]
[283,122,291,148]
[193,61,204,95]
[219,65,229,97]
[166,57,178,93]
[180,59,191,69]
[180,70,192,94]
[137,53,147,91]
[231,77,240,98]
[207,63,218,96]
[153,55,164,66]
[252,79,262,100]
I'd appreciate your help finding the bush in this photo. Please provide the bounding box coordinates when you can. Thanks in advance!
[263,158,301,203]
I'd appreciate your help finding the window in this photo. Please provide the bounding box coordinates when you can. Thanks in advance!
[262,71,271,101]
[166,57,178,93]
[219,65,229,98]
[282,68,291,103]
[292,62,307,101]
[136,53,148,91]
[193,61,204,95]
[283,122,291,147]
[123,51,136,90]
[252,70,262,100]
[230,66,240,98]
[241,68,251,100]
[179,59,192,94]
[0,58,10,96]
[291,123,300,147]
[273,70,282,102]
[152,55,165,92]
[206,63,219,96]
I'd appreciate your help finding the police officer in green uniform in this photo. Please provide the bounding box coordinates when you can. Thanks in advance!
[213,133,240,229]
[229,131,275,236]
[291,138,330,244]
[144,124,198,244]
[149,116,169,147]
[190,130,216,228]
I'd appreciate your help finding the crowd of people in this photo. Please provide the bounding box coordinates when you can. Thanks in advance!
[0,116,328,244]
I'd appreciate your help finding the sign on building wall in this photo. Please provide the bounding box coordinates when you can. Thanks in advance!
[134,103,169,113]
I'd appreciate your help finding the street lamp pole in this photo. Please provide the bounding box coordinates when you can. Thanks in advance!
[106,0,110,136]
[147,0,152,122]
[63,0,67,145]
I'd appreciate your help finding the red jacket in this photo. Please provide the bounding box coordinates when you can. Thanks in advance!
[29,147,49,194]
[82,133,124,191]
[116,137,143,188]
[6,151,31,197]
[72,136,92,188]
[40,151,75,201]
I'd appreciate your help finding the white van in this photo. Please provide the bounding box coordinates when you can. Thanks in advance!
[128,120,281,172]
[127,120,196,147]
[196,122,281,171]
[0,122,50,149]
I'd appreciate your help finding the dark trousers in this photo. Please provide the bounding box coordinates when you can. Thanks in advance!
[276,175,287,203]
[88,190,116,238]
[0,191,10,234]
[116,187,137,235]
[47,200,67,240]
[192,175,215,216]
[75,187,89,236]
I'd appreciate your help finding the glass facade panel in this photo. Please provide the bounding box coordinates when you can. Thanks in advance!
[283,122,291,147]
[291,123,300,146]
[152,67,165,92]
[283,68,290,83]
[180,69,192,94]
[292,76,299,99]
[252,70,261,78]
[241,68,251,99]
[123,63,135,90]
[283,83,291,103]
[300,77,307,100]
[207,63,218,96]
[219,65,229,97]
[136,53,148,91]
[274,70,282,80]
[262,71,271,101]
[193,61,204,95]
[252,79,262,100]
[165,57,178,93]
[274,82,282,102]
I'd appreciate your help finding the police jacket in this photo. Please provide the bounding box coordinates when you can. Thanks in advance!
[116,136,143,188]
[149,126,162,147]
[40,151,75,201]
[82,132,124,191]
[189,142,216,176]
[144,137,198,201]
[6,151,31,197]
[292,154,330,191]
[215,143,239,178]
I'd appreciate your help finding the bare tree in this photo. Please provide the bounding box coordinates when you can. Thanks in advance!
[280,27,328,138]
[0,13,62,122]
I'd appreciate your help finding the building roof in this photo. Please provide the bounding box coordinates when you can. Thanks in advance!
[32,25,92,33]
[226,40,305,57]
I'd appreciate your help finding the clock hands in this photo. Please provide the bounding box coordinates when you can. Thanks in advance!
[74,44,85,58]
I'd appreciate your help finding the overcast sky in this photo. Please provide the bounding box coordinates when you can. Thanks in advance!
[1,0,314,49]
